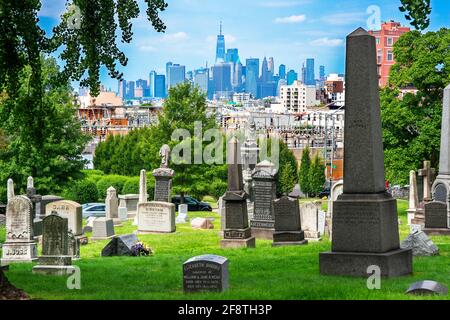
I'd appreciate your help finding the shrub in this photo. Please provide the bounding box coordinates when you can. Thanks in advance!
[122,176,155,199]
[63,180,99,204]
[96,175,129,199]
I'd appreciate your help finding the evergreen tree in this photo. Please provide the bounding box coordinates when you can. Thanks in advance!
[309,154,326,197]
[278,162,297,196]
[299,147,311,196]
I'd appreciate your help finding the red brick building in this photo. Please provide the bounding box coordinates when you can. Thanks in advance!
[369,21,410,87]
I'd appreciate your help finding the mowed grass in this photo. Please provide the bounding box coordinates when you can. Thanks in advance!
[1,200,450,300]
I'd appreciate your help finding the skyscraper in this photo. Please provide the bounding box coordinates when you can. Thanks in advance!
[194,68,209,95]
[319,65,325,81]
[167,64,186,90]
[154,75,166,98]
[226,48,239,64]
[118,80,126,98]
[305,58,315,85]
[126,81,135,99]
[268,57,274,79]
[212,63,232,96]
[279,64,286,80]
[136,79,149,97]
[215,22,226,63]
[287,70,298,85]
[261,57,270,83]
[245,58,259,98]
[149,71,157,97]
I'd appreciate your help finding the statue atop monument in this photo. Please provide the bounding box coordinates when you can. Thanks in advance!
[159,144,171,168]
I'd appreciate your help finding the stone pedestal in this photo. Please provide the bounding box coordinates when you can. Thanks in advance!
[176,204,189,224]
[137,201,175,234]
[152,168,174,203]
[118,194,139,219]
[32,256,75,276]
[91,218,115,240]
[221,191,255,248]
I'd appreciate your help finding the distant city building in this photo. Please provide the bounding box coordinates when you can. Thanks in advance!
[325,73,345,107]
[369,21,410,87]
[279,80,319,112]
[233,61,243,89]
[287,69,298,85]
[149,71,157,97]
[261,57,270,83]
[167,64,186,90]
[319,65,325,81]
[154,75,166,98]
[215,22,226,63]
[268,57,274,79]
[226,48,239,64]
[277,79,287,96]
[233,92,252,104]
[279,64,286,80]
[118,80,126,98]
[245,58,259,98]
[212,63,233,96]
[305,58,315,85]
[126,81,135,99]
[166,62,173,90]
[258,81,277,99]
[194,68,209,95]
[136,79,149,97]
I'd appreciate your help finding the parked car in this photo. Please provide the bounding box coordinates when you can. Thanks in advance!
[171,196,212,212]
[82,203,106,218]
[319,180,332,198]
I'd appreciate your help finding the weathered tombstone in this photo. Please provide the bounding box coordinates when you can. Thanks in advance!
[101,234,139,257]
[39,195,63,219]
[406,281,448,296]
[419,161,436,202]
[272,196,307,246]
[250,160,278,240]
[106,186,121,226]
[319,28,412,277]
[118,198,128,221]
[400,230,439,256]
[221,137,256,248]
[32,213,75,275]
[191,217,214,230]
[407,170,419,225]
[176,204,189,224]
[423,201,450,235]
[68,230,80,260]
[6,178,14,202]
[300,201,323,240]
[318,210,326,236]
[0,196,38,265]
[183,255,229,293]
[139,169,148,204]
[83,216,96,233]
[45,200,83,237]
[118,194,139,219]
[91,218,115,240]
[152,145,175,202]
[137,202,176,233]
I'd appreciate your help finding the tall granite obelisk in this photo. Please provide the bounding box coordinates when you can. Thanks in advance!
[319,28,412,277]
[221,137,256,248]
[431,84,450,228]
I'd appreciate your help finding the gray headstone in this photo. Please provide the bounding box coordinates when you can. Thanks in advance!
[400,230,439,256]
[406,281,448,296]
[42,213,69,257]
[273,196,306,244]
[92,218,115,240]
[68,230,80,259]
[424,201,448,228]
[152,168,174,203]
[101,234,139,257]
[45,200,83,236]
[434,183,447,203]
[183,255,229,293]
[137,201,176,233]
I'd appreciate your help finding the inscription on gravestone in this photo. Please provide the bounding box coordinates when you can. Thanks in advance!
[434,184,448,203]
[425,202,448,229]
[183,255,229,293]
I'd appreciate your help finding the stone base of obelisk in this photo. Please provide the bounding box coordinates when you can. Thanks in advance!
[423,228,450,236]
[250,227,274,240]
[319,248,412,277]
[320,192,412,277]
[272,231,308,247]
[221,227,255,248]
[32,256,74,276]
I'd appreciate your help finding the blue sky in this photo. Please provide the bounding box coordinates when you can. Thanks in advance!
[39,0,449,90]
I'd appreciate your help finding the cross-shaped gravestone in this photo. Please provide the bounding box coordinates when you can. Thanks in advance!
[419,161,436,202]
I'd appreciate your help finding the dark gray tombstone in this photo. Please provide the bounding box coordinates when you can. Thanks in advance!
[32,213,75,275]
[68,230,80,260]
[273,196,307,246]
[424,202,448,228]
[406,281,448,296]
[250,160,278,240]
[101,234,139,257]
[183,255,229,293]
[221,137,255,248]
[152,168,174,203]
[319,27,412,277]
[434,183,448,203]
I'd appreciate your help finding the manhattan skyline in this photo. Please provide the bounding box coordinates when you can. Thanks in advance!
[38,0,449,90]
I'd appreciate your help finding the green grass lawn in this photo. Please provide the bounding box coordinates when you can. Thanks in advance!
[1,199,450,300]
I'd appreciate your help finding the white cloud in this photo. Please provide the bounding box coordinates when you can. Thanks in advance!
[161,32,189,42]
[322,12,367,26]
[139,45,157,52]
[260,1,311,8]
[310,37,344,47]
[274,15,306,24]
